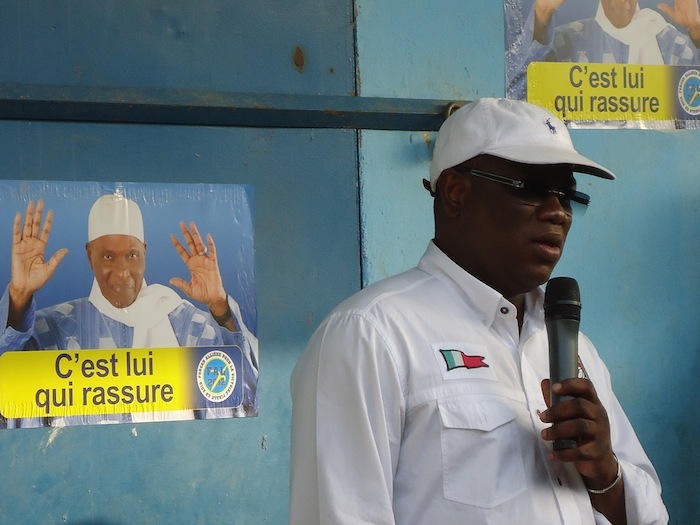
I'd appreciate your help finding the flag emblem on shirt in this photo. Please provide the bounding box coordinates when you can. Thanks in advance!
[578,357,589,379]
[439,349,489,371]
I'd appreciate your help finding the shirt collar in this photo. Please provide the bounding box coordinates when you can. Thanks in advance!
[417,240,545,329]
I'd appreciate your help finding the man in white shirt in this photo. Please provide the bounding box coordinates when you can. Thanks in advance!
[290,98,668,524]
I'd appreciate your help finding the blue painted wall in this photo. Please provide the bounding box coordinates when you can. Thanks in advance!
[358,2,698,523]
[0,2,357,524]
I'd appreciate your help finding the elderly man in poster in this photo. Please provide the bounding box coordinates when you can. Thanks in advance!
[508,0,700,99]
[0,193,258,426]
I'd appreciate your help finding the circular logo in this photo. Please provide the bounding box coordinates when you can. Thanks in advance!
[197,350,237,402]
[678,69,700,116]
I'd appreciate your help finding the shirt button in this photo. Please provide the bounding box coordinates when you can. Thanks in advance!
[500,307,509,315]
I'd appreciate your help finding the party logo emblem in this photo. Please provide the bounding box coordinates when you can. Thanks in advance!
[197,350,237,402]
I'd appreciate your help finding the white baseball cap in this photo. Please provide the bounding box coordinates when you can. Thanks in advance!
[88,193,145,243]
[428,98,615,191]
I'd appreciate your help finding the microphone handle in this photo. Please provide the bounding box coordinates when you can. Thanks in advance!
[546,317,579,451]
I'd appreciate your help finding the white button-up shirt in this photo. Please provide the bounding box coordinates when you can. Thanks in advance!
[290,242,668,524]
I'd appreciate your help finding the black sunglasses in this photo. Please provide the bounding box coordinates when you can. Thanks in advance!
[469,169,590,216]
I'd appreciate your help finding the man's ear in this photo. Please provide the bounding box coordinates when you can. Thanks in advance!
[85,242,93,270]
[436,169,471,218]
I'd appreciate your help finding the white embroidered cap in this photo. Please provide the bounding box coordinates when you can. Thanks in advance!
[428,98,615,191]
[88,193,145,243]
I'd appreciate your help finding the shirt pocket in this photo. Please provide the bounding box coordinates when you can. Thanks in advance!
[438,395,527,508]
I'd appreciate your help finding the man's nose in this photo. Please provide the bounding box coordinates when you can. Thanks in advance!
[537,194,571,224]
[114,259,131,275]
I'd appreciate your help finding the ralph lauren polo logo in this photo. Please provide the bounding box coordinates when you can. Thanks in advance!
[545,118,557,134]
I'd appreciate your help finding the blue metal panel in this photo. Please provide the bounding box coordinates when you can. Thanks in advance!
[0,1,355,95]
[0,123,360,525]
[0,1,359,524]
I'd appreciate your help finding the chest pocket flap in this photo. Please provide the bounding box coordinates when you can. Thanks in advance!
[438,395,518,432]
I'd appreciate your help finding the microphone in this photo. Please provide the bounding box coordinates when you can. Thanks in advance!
[544,276,581,451]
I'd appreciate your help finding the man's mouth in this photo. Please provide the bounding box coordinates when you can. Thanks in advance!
[533,233,563,261]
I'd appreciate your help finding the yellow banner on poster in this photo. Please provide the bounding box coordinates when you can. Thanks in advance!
[0,347,195,418]
[528,62,675,121]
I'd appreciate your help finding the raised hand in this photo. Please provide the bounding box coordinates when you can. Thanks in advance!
[169,221,228,315]
[535,0,566,12]
[534,0,567,44]
[658,0,700,46]
[8,200,68,320]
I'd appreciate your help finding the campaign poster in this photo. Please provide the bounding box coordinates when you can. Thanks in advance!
[505,0,700,128]
[0,181,257,428]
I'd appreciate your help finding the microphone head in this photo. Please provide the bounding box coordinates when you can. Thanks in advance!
[545,277,581,321]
